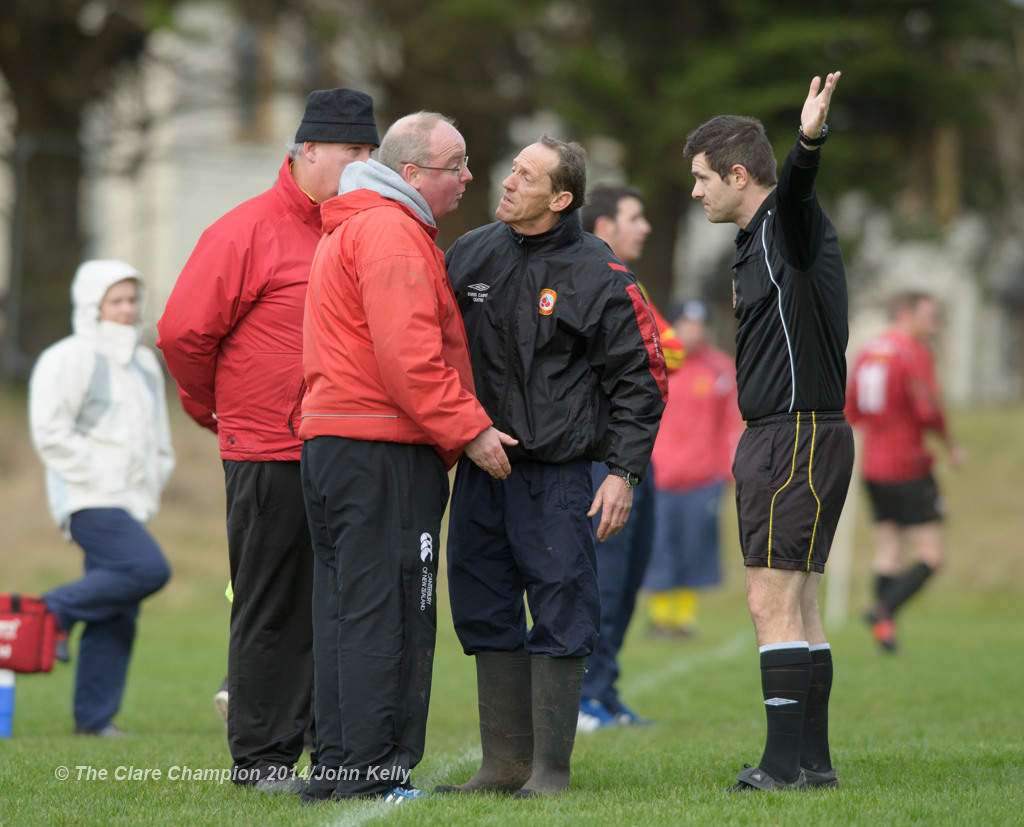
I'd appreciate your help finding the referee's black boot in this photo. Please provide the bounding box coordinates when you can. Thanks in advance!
[512,654,585,798]
[434,650,533,793]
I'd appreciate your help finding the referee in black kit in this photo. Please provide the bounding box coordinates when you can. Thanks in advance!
[683,72,854,792]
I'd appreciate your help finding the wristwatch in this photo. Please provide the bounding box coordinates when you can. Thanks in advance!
[608,465,640,489]
[798,123,828,147]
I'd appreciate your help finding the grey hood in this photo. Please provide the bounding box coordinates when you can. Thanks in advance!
[338,159,435,227]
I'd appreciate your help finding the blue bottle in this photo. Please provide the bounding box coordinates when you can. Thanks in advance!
[0,669,14,737]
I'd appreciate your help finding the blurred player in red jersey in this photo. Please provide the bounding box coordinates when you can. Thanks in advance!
[846,291,966,652]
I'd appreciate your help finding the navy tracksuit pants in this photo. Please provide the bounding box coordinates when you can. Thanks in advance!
[581,465,655,713]
[447,458,600,659]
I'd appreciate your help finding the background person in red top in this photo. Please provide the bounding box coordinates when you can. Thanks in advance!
[157,89,379,793]
[645,300,743,638]
[846,291,965,652]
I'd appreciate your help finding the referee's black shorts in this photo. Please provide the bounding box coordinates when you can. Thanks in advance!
[864,474,944,526]
[733,410,854,573]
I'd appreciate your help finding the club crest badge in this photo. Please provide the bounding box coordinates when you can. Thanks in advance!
[538,288,557,316]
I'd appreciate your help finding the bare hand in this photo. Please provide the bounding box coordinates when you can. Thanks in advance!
[587,474,633,541]
[464,426,518,479]
[801,71,841,142]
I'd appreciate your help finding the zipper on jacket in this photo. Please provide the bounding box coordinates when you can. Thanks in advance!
[287,380,305,438]
[498,236,530,429]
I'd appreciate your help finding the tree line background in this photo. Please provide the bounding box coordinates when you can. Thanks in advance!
[1,0,1022,381]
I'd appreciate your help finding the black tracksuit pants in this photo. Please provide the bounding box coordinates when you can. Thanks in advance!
[301,436,447,798]
[223,459,314,783]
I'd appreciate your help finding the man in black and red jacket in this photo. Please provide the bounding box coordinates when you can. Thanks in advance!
[436,136,667,799]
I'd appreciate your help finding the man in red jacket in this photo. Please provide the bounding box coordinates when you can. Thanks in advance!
[157,88,379,794]
[846,291,965,652]
[299,111,515,804]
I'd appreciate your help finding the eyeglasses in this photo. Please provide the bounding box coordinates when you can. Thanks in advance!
[407,156,469,175]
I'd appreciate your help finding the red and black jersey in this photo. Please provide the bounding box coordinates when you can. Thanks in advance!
[846,329,947,483]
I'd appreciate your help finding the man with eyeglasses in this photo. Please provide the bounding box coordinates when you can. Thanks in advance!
[413,155,470,173]
[299,111,516,804]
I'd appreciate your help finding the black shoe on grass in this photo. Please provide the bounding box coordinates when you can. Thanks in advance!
[299,786,337,806]
[727,764,807,792]
[802,766,839,789]
[255,775,307,795]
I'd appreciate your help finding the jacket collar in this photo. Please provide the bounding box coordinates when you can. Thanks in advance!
[504,209,583,252]
[735,189,777,248]
[276,158,323,231]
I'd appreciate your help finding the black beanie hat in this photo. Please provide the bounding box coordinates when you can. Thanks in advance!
[294,88,379,146]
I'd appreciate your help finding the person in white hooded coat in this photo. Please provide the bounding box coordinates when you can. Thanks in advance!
[29,259,174,737]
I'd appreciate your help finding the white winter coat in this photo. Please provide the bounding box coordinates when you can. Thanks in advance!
[28,260,175,531]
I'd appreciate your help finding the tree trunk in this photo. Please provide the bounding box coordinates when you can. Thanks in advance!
[0,2,156,381]
[1,126,86,381]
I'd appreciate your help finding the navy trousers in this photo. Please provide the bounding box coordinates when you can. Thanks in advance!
[44,507,171,731]
[581,466,654,712]
[447,459,600,659]
[645,481,724,590]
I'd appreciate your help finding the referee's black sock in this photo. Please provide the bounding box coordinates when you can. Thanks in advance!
[757,643,811,784]
[800,645,833,773]
[881,562,935,616]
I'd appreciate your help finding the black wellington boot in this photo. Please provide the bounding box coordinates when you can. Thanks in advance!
[512,654,585,798]
[434,650,533,793]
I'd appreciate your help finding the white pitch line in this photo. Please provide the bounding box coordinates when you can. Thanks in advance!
[621,631,751,697]
[320,798,410,826]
